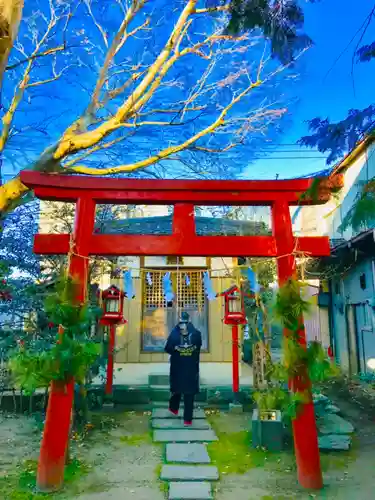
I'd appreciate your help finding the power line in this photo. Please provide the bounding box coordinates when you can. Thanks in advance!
[351,5,375,95]
[323,3,375,82]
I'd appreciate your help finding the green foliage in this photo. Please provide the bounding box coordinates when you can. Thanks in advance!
[339,179,375,233]
[207,415,290,473]
[248,259,277,288]
[9,276,102,393]
[253,279,340,419]
[253,360,308,419]
[0,457,90,499]
[43,276,102,337]
[224,0,312,64]
[299,112,375,165]
[272,278,311,331]
[9,338,100,393]
[307,340,340,383]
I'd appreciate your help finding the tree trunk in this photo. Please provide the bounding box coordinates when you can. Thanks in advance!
[0,0,23,91]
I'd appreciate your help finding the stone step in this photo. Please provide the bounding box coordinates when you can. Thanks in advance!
[150,388,171,402]
[152,407,206,419]
[149,374,204,387]
[154,429,217,443]
[318,434,351,451]
[169,481,213,500]
[152,418,211,430]
[317,414,355,435]
[152,401,209,409]
[161,465,219,481]
[148,374,170,386]
[166,443,211,464]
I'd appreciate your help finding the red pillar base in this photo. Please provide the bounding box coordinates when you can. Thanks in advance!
[36,379,74,492]
[292,399,323,490]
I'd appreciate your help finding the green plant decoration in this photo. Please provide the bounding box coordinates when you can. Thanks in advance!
[254,278,339,419]
[9,275,102,395]
[272,278,311,331]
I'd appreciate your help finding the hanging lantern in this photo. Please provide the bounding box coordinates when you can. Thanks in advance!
[97,285,125,324]
[221,285,246,325]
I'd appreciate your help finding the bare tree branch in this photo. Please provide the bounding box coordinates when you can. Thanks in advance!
[67,78,269,175]
[5,43,66,71]
[0,0,24,90]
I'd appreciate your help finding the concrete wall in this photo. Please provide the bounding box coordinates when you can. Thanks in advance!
[292,142,375,370]
[297,142,375,240]
[303,282,330,347]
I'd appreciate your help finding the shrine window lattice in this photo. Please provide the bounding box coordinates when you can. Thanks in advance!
[144,270,206,310]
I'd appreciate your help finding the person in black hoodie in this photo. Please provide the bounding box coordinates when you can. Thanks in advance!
[164,311,202,425]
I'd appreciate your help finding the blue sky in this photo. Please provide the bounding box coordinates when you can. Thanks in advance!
[244,0,375,180]
[2,0,374,183]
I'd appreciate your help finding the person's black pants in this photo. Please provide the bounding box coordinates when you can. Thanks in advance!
[169,392,195,422]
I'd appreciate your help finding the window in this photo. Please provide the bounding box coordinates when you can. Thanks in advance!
[360,273,367,290]
[142,270,208,351]
[166,256,184,265]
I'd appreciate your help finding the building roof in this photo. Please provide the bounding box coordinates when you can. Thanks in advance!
[307,229,375,277]
[330,238,347,250]
[99,215,271,236]
[330,229,375,255]
[331,131,375,176]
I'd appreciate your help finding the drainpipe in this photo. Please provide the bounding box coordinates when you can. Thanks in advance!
[327,279,336,361]
[371,256,375,337]
[371,229,375,294]
[341,278,350,374]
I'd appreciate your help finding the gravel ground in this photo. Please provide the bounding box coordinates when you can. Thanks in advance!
[0,410,164,499]
[1,395,375,500]
[211,399,375,500]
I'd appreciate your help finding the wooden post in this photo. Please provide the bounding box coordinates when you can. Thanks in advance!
[272,200,323,490]
[232,324,240,395]
[36,197,96,492]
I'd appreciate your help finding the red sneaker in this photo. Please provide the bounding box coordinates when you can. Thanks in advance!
[169,408,178,416]
[184,420,192,426]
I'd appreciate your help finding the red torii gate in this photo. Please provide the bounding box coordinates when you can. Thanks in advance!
[20,170,343,492]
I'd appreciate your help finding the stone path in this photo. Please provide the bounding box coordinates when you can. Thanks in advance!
[152,407,219,499]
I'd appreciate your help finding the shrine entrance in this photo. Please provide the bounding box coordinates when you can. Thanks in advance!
[20,170,343,492]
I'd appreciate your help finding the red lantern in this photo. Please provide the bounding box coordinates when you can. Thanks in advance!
[97,285,125,324]
[221,285,246,325]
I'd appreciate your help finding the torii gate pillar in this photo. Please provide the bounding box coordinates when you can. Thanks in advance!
[36,198,96,492]
[273,200,323,490]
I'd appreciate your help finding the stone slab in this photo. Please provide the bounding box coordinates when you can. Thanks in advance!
[152,418,211,430]
[161,465,219,481]
[169,481,213,500]
[166,443,211,464]
[153,429,218,443]
[326,404,341,414]
[152,408,206,419]
[318,414,354,435]
[318,434,351,451]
